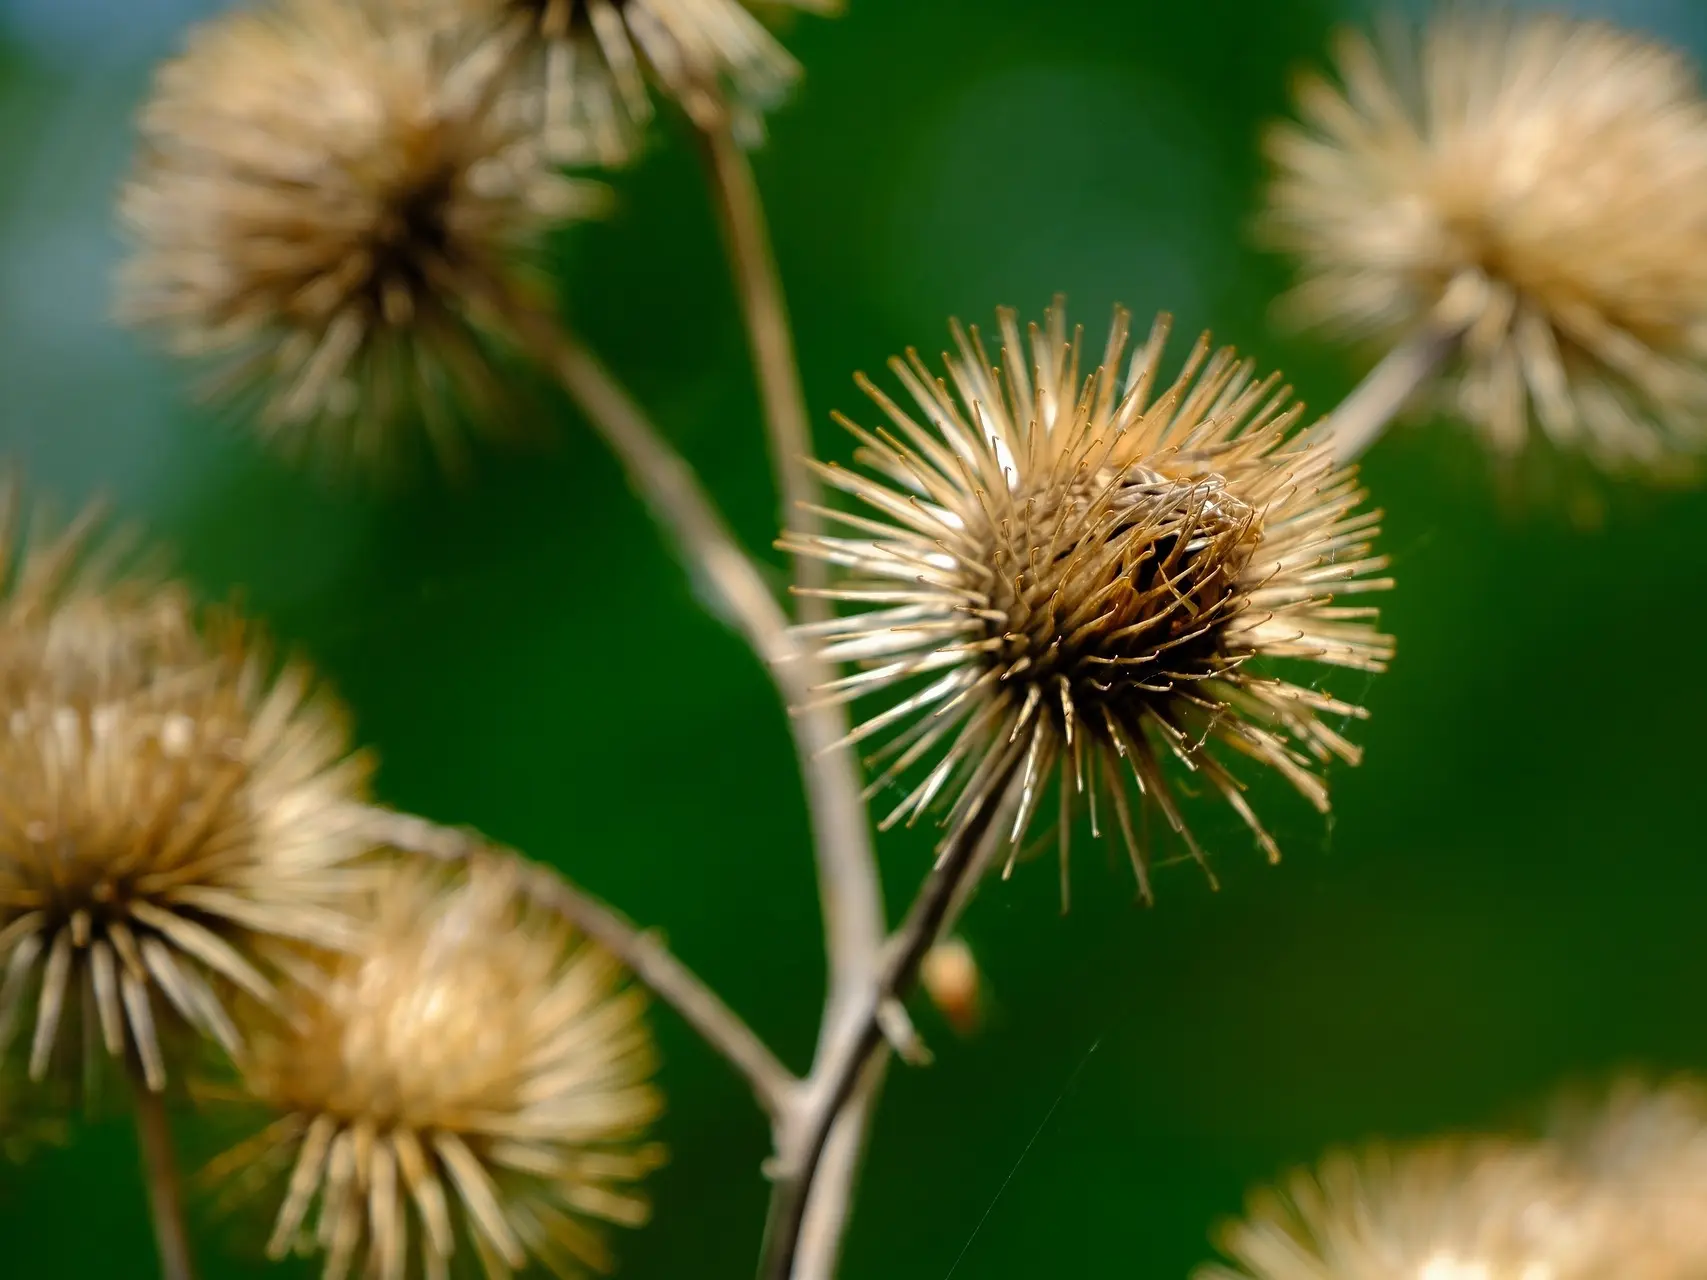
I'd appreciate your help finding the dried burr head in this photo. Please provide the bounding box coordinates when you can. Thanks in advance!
[116,0,605,475]
[218,856,664,1280]
[1263,10,1707,474]
[781,302,1392,903]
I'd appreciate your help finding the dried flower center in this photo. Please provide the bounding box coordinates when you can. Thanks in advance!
[979,471,1259,727]
[361,151,460,327]
[266,895,542,1132]
[318,955,522,1127]
[0,701,249,930]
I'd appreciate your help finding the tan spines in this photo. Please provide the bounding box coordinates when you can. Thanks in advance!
[785,304,1392,899]
[1263,9,1707,468]
[225,859,664,1280]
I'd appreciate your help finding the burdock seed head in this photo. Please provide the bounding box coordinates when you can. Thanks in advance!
[218,856,664,1280]
[1197,1138,1580,1280]
[781,303,1392,903]
[1263,10,1707,473]
[459,0,841,164]
[1542,1077,1707,1276]
[116,0,605,475]
[0,478,376,1092]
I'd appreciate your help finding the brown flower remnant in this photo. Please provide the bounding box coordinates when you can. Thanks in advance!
[1197,1138,1579,1280]
[1263,11,1707,472]
[780,303,1392,902]
[468,0,840,164]
[0,482,374,1091]
[219,858,664,1280]
[116,0,604,474]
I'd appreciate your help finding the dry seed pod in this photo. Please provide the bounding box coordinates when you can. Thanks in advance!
[781,303,1391,901]
[218,857,664,1280]
[1198,1137,1580,1280]
[450,0,841,164]
[117,0,604,475]
[0,482,375,1092]
[1263,11,1707,473]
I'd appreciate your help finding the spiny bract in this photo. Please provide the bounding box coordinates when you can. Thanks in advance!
[1543,1078,1707,1277]
[1197,1138,1579,1280]
[117,0,603,474]
[0,482,374,1091]
[781,304,1392,903]
[217,857,664,1280]
[463,0,840,163]
[1263,10,1707,473]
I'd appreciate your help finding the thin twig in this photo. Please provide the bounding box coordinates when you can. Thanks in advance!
[759,786,1015,1280]
[1311,321,1461,464]
[130,1060,195,1280]
[695,121,830,619]
[485,289,886,1025]
[345,804,798,1120]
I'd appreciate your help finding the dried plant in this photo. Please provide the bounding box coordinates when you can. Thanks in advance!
[0,481,376,1093]
[116,0,605,473]
[1200,1078,1707,1280]
[454,0,841,163]
[1198,1137,1578,1280]
[0,0,1694,1277]
[782,305,1391,900]
[214,857,663,1280]
[1265,10,1707,471]
[0,588,375,1092]
[1543,1078,1707,1276]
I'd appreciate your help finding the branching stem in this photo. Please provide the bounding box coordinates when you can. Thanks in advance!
[693,119,896,1275]
[758,785,1015,1280]
[481,260,892,1276]
[486,288,884,1019]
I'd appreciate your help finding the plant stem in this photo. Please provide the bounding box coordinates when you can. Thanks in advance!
[130,1062,195,1280]
[484,283,890,1276]
[693,128,898,1274]
[759,786,1015,1280]
[792,1054,889,1279]
[346,804,797,1120]
[1312,323,1460,464]
[694,121,830,621]
[488,288,885,1037]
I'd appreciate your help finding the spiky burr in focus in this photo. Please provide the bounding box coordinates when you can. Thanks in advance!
[1263,11,1707,472]
[0,481,375,1091]
[217,857,664,1280]
[462,0,839,163]
[116,0,604,474]
[1197,1138,1579,1280]
[780,303,1392,901]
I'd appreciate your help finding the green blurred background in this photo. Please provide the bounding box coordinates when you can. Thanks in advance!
[5,0,1707,1274]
